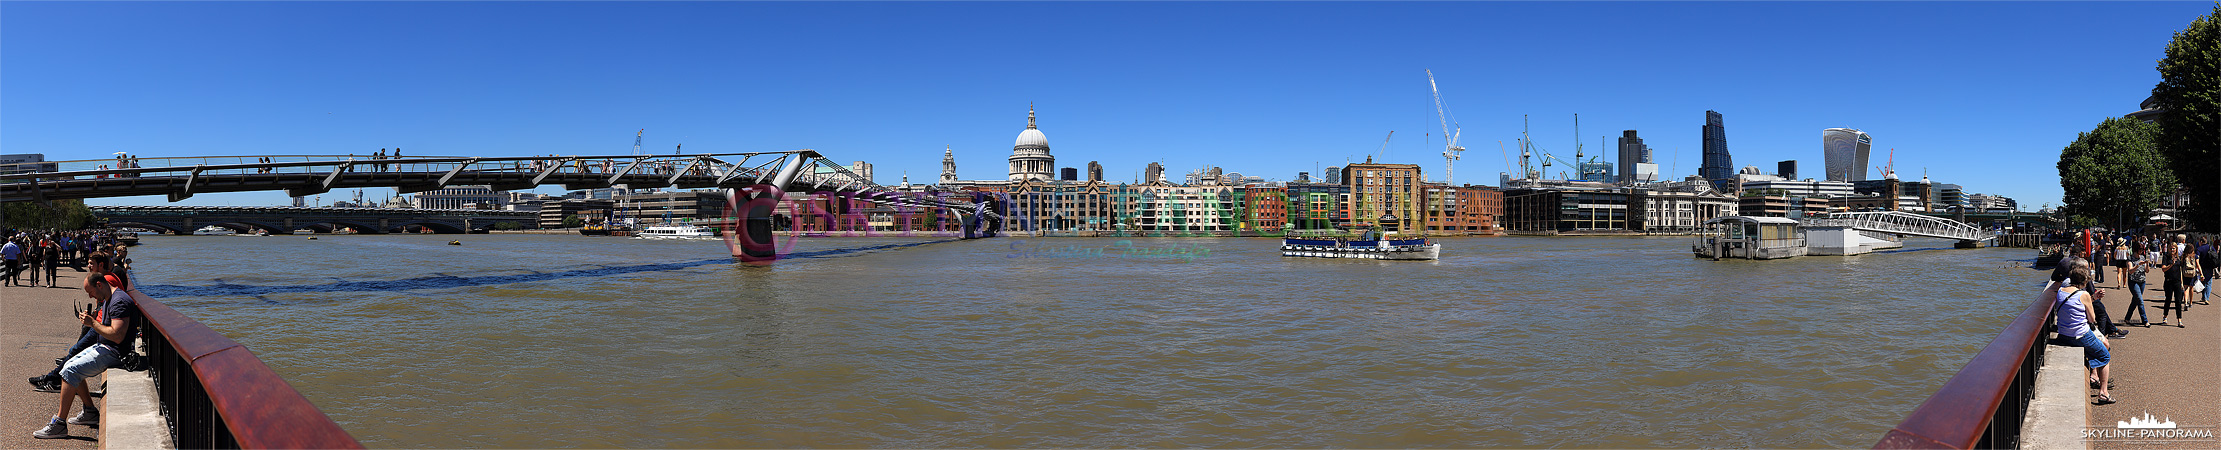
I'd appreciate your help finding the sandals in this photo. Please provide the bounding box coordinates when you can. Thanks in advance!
[2095,394,2119,405]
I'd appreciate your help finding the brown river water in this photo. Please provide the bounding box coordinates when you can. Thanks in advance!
[129,234,2042,448]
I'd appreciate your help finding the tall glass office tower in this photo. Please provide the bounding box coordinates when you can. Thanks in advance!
[1698,110,1734,192]
[1616,130,1651,183]
[1822,128,1872,182]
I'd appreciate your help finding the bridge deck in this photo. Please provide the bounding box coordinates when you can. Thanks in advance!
[1808,211,1993,242]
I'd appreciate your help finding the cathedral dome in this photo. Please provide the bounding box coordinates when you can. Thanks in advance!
[1015,127,1048,148]
[1007,104,1055,182]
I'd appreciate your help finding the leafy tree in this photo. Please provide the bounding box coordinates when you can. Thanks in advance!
[562,214,583,228]
[2154,3,2221,230]
[2,200,97,230]
[2059,117,2174,229]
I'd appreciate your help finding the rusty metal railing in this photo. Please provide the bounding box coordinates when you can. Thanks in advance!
[1873,282,2058,449]
[129,288,362,449]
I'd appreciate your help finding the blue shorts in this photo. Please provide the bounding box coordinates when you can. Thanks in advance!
[2073,332,2111,369]
[58,343,121,386]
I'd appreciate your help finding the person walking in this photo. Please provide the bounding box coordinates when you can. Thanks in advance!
[2113,237,2132,287]
[2094,232,2110,285]
[2199,236,2215,306]
[2158,234,2193,327]
[21,239,42,288]
[2123,241,2155,327]
[2,236,21,287]
[41,236,60,287]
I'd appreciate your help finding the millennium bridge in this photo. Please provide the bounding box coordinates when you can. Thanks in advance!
[2,151,1007,259]
[90,205,538,235]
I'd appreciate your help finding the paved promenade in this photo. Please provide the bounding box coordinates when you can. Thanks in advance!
[2,268,105,449]
[2086,272,2221,449]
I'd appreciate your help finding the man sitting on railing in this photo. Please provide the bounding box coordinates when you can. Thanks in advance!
[2057,268,2118,406]
[31,273,138,440]
[27,252,121,392]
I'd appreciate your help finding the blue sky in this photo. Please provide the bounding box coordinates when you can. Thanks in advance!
[5,1,2210,209]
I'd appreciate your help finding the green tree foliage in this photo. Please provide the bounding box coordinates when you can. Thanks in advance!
[1,200,98,230]
[2154,3,2221,230]
[562,214,583,228]
[2059,117,2175,229]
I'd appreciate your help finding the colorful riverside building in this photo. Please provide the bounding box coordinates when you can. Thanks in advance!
[1344,157,1424,233]
[1241,185,1287,233]
[1285,182,1351,234]
[1423,184,1502,234]
[913,104,1512,236]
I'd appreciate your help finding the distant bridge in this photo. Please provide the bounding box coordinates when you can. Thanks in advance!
[5,152,1007,260]
[1909,210,2059,229]
[93,206,537,235]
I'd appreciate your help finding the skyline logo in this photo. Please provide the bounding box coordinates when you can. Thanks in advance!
[2085,412,2213,443]
[2119,412,2178,429]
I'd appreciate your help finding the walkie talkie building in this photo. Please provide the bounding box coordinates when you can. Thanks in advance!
[1822,128,1872,182]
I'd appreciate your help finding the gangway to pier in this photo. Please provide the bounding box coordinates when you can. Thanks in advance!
[1804,211,1993,242]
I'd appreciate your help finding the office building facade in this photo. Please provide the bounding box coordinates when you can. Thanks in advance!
[1823,128,1872,182]
[1699,111,1735,192]
[1617,130,1653,184]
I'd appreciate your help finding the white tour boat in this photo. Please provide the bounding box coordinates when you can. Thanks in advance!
[636,224,719,240]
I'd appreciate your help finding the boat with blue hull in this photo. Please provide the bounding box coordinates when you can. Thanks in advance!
[1281,236,1441,260]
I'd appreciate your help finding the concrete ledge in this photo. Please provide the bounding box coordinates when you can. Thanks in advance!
[101,347,174,450]
[2023,340,2090,450]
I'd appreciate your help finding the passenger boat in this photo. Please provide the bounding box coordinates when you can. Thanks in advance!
[1693,216,1807,260]
[635,224,718,240]
[291,228,317,235]
[193,226,237,236]
[1281,229,1440,260]
[579,224,634,236]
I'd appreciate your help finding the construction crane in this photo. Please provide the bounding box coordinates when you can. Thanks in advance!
[631,129,645,155]
[1875,148,1898,180]
[1519,115,1537,184]
[1427,69,1465,185]
[1377,131,1395,160]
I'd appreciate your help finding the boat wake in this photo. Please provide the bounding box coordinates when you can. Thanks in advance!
[140,239,962,298]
